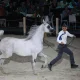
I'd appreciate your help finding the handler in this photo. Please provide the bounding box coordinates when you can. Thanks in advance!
[48,23,78,71]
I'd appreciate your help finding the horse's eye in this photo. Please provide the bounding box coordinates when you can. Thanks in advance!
[47,25,50,29]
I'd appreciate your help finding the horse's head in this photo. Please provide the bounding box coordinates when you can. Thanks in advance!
[42,19,54,33]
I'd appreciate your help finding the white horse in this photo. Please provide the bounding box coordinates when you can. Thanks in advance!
[0,20,54,74]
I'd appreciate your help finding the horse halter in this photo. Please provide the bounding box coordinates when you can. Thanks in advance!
[47,25,54,33]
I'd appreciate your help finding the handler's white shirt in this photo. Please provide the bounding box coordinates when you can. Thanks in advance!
[57,30,74,44]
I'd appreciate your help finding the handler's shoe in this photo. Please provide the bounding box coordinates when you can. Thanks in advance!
[48,64,52,71]
[71,64,78,68]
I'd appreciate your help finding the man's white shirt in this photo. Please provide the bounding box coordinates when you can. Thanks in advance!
[57,30,74,44]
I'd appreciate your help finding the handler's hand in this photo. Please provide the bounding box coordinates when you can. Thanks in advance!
[61,42,64,44]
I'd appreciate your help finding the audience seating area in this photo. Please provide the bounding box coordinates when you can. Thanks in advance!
[0,0,80,35]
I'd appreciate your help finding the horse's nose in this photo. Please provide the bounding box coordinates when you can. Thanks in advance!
[50,28,54,33]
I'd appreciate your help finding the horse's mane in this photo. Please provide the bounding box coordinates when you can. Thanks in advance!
[26,24,39,40]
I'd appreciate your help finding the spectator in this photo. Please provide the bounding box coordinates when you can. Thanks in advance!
[76,0,80,8]
[19,2,27,16]
[50,0,57,9]
[61,6,70,20]
[0,3,5,16]
[57,0,68,8]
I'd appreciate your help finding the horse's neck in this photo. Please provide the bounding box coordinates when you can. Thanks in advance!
[32,25,44,44]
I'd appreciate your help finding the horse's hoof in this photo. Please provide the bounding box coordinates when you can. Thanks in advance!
[41,65,44,68]
[33,72,37,75]
[41,65,47,68]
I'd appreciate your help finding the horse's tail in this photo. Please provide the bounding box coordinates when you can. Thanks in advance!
[0,30,4,41]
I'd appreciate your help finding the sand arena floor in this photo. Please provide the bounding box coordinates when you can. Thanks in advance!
[0,35,80,80]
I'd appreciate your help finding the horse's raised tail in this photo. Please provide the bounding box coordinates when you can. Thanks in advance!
[0,30,4,40]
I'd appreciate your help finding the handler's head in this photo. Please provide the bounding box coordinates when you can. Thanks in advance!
[62,23,68,31]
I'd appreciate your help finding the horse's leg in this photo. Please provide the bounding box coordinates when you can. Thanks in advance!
[0,54,6,65]
[31,54,37,75]
[0,53,12,74]
[0,51,12,65]
[38,52,47,68]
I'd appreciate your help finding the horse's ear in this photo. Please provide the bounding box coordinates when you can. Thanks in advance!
[42,19,45,23]
[42,19,46,24]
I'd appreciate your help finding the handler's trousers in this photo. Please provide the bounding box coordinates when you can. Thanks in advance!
[50,44,75,65]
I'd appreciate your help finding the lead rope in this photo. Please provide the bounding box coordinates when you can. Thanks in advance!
[67,37,80,50]
[43,37,80,52]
